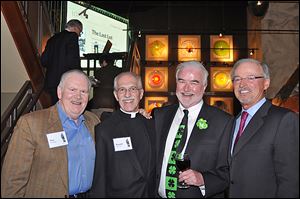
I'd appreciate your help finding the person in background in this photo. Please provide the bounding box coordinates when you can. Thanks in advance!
[87,53,123,112]
[41,19,82,106]
[1,69,100,198]
[153,61,234,198]
[89,72,156,198]
[198,58,299,198]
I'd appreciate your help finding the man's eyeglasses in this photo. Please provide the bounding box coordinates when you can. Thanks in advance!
[116,86,141,94]
[232,75,265,83]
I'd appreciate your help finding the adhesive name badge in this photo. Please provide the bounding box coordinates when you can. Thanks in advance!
[113,137,133,152]
[46,131,68,148]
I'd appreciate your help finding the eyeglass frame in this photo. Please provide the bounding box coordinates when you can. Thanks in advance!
[232,75,265,83]
[115,86,142,95]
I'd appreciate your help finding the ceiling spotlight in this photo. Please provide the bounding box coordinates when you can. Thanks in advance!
[249,49,254,56]
[219,32,223,37]
[248,1,269,17]
[138,30,142,38]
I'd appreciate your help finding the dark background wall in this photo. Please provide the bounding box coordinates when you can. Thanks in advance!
[92,1,249,115]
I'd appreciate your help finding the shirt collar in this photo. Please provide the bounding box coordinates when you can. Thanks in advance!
[242,97,266,117]
[179,100,203,118]
[120,108,139,118]
[57,102,85,125]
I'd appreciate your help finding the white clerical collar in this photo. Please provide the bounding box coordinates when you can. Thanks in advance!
[120,108,139,118]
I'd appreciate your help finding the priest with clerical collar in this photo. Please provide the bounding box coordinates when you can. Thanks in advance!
[89,72,156,198]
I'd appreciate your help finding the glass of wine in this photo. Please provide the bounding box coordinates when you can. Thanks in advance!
[175,153,190,189]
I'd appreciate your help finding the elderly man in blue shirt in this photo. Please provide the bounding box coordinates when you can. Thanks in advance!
[1,69,100,198]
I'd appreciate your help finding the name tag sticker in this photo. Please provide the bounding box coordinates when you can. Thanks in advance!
[113,137,133,152]
[46,131,68,148]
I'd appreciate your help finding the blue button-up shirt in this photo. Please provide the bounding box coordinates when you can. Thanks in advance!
[57,103,95,195]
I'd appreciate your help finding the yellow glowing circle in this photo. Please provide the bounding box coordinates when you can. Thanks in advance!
[213,40,230,57]
[214,71,230,88]
[149,40,166,56]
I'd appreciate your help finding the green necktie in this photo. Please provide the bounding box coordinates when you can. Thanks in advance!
[165,109,188,198]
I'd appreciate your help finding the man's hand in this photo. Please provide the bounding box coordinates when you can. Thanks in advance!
[178,169,205,187]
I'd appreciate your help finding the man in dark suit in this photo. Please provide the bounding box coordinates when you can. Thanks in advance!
[88,54,123,110]
[154,61,234,198]
[227,58,298,197]
[41,19,82,105]
[89,72,156,198]
[199,58,299,198]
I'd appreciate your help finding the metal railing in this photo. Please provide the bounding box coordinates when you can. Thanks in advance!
[1,81,42,166]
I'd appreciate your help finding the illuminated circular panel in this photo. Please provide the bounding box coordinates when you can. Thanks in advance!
[148,70,164,88]
[181,40,196,56]
[213,71,230,88]
[213,40,230,57]
[149,40,166,56]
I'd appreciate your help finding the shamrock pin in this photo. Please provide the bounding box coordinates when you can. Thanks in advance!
[196,118,208,130]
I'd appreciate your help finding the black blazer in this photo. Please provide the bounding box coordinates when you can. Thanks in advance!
[89,110,156,198]
[227,100,299,198]
[153,103,234,198]
[41,30,81,89]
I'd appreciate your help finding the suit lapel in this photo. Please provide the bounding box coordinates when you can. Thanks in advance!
[185,103,210,154]
[47,106,69,191]
[157,105,178,174]
[232,101,271,156]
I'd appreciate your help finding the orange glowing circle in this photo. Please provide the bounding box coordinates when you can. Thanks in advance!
[148,70,164,88]
[152,74,161,85]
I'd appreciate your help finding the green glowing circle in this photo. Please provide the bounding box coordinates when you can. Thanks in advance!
[213,40,230,56]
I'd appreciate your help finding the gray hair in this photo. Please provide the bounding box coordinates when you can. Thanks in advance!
[65,19,82,31]
[231,58,270,79]
[58,69,91,91]
[176,61,208,86]
[114,72,143,90]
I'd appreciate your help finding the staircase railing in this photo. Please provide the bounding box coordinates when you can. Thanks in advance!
[1,81,42,167]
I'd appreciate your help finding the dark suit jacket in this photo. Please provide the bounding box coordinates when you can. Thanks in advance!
[41,30,81,90]
[227,100,299,198]
[154,103,234,198]
[89,110,156,198]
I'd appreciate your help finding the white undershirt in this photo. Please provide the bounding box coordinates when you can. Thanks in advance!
[158,101,203,198]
